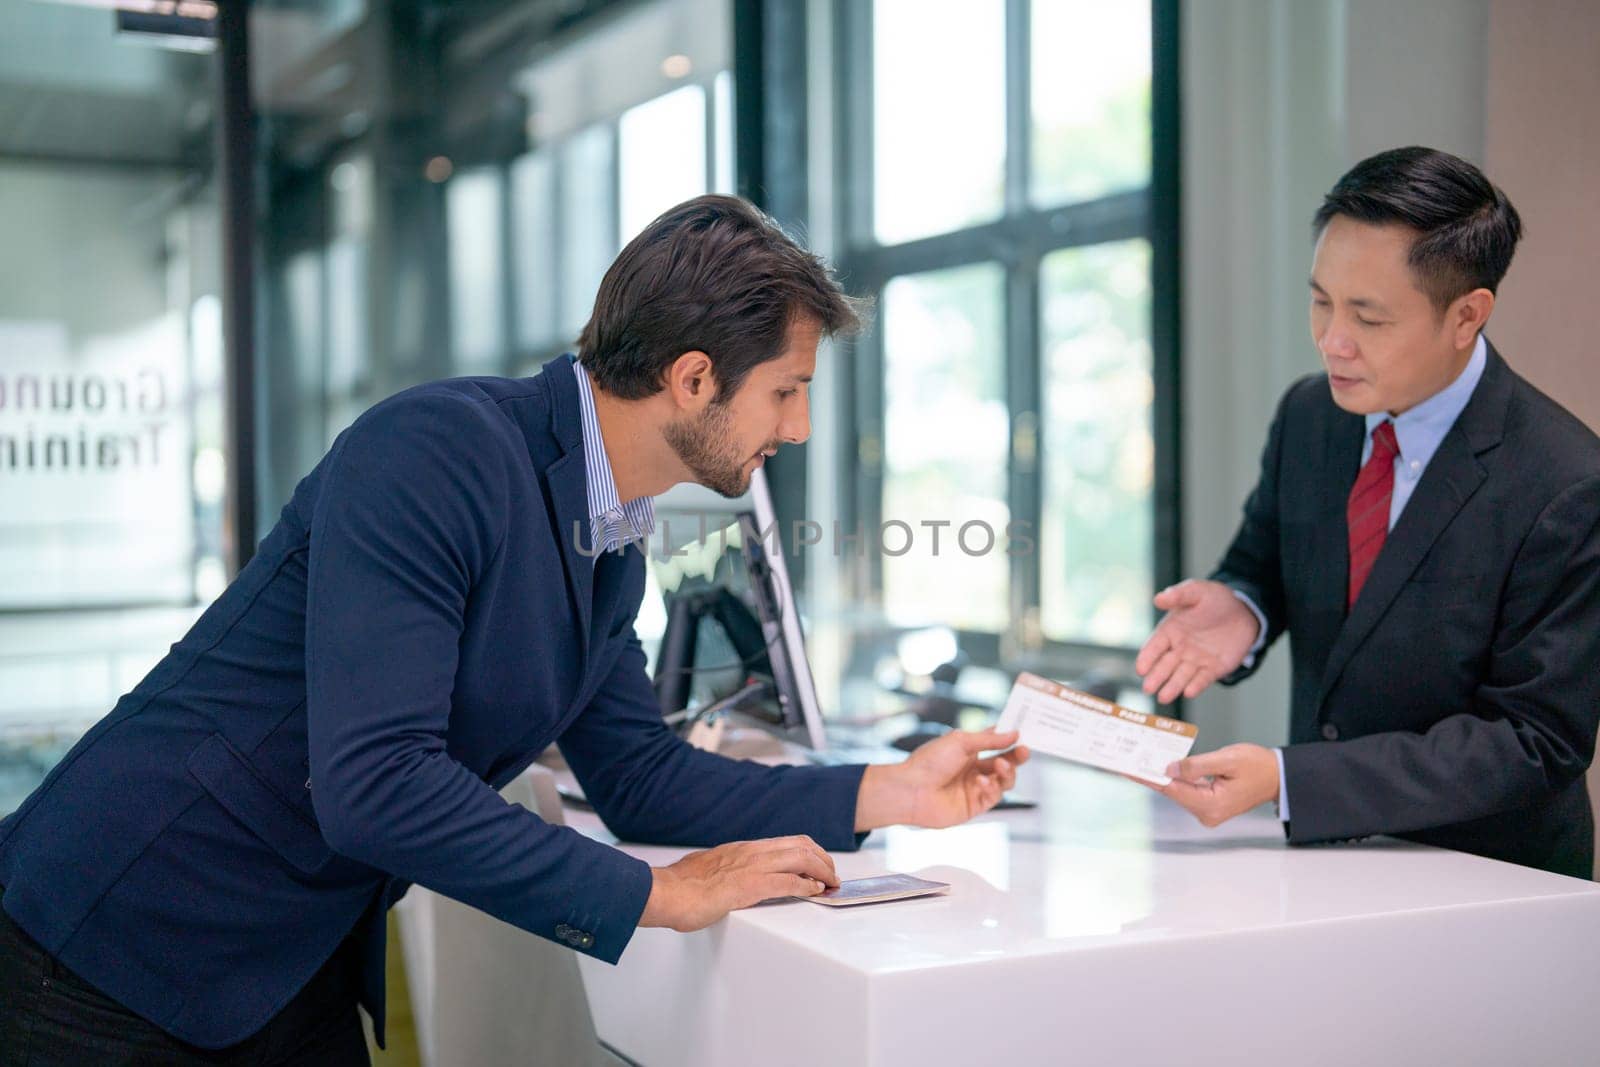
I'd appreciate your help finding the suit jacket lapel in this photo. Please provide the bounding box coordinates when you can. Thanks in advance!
[1308,411,1365,629]
[1318,344,1511,700]
[588,546,641,666]
[545,451,594,670]
[534,355,595,673]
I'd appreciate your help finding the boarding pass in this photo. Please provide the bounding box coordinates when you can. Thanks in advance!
[997,672,1198,785]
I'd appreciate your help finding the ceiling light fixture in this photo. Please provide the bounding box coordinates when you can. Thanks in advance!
[29,1,217,16]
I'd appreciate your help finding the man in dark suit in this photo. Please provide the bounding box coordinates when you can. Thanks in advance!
[1134,147,1600,879]
[0,195,1027,1064]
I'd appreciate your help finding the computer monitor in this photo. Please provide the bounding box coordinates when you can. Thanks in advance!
[645,468,827,751]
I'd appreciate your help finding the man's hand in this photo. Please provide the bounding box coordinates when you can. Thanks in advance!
[1135,579,1260,704]
[638,835,839,932]
[1144,743,1279,828]
[854,728,1031,832]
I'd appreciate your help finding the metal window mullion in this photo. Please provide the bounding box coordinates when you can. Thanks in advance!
[1151,0,1183,597]
[1006,253,1042,652]
[755,0,814,589]
[840,0,875,249]
[606,122,622,258]
[216,0,258,575]
[499,160,517,374]
[854,284,886,603]
[848,190,1148,284]
[550,138,568,351]
[732,0,765,203]
[1004,0,1031,216]
[703,75,719,194]
[835,0,879,603]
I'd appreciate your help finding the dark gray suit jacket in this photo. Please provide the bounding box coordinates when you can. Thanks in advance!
[1215,343,1600,878]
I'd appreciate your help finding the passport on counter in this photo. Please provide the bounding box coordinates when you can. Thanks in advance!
[997,672,1197,785]
[800,873,951,907]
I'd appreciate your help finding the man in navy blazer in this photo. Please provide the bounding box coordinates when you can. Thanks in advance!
[1133,148,1600,878]
[0,195,1028,1064]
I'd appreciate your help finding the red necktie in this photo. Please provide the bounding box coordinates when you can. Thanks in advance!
[1347,420,1399,611]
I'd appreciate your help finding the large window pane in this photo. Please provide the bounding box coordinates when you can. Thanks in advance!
[1030,0,1151,208]
[510,151,559,351]
[326,156,371,441]
[881,264,1009,631]
[447,167,507,373]
[872,0,1005,245]
[559,124,617,338]
[1039,240,1152,647]
[327,155,373,440]
[619,85,707,244]
[281,250,328,490]
[0,4,222,812]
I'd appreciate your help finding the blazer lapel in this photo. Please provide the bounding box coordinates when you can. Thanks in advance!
[545,451,594,670]
[1318,344,1511,700]
[533,354,596,673]
[588,546,639,666]
[1307,411,1365,627]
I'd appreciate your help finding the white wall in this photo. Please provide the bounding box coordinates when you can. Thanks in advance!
[1482,0,1600,878]
[1484,0,1600,428]
[1180,0,1489,748]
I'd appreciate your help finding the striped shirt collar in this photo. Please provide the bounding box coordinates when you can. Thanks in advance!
[571,358,655,561]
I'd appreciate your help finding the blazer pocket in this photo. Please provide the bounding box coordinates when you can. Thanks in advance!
[186,733,334,874]
[1408,564,1484,585]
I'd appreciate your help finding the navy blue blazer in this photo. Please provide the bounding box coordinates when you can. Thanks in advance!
[0,354,867,1049]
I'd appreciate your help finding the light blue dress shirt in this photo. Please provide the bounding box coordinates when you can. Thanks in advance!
[572,359,656,562]
[1235,335,1488,822]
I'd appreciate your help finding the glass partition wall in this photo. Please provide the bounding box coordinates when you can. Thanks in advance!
[0,1,224,813]
[1,0,1177,812]
[253,0,733,520]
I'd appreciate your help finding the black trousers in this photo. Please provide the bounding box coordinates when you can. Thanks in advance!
[0,889,370,1067]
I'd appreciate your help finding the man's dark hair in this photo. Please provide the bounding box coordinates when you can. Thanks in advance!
[577,195,863,401]
[1312,146,1522,312]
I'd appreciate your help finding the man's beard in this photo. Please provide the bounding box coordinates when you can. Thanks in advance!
[663,403,770,498]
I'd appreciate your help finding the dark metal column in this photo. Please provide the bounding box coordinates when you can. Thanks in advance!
[1151,0,1183,596]
[216,2,258,575]
[735,0,815,587]
[1150,0,1185,714]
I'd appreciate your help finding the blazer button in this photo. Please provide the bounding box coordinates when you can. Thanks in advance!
[1321,723,1340,741]
[578,933,595,949]
[555,924,573,939]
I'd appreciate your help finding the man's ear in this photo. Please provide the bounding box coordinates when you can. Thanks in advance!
[1451,288,1495,350]
[665,350,717,413]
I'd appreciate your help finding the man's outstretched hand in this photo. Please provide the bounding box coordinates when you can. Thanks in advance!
[854,728,1031,832]
[1135,579,1260,704]
[1139,743,1280,828]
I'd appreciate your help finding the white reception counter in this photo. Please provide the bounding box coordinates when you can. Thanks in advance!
[569,760,1600,1067]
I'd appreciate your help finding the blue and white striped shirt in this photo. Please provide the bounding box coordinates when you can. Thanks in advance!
[571,358,656,563]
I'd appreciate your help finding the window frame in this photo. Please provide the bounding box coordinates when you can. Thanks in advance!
[497,70,731,378]
[830,0,1181,673]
